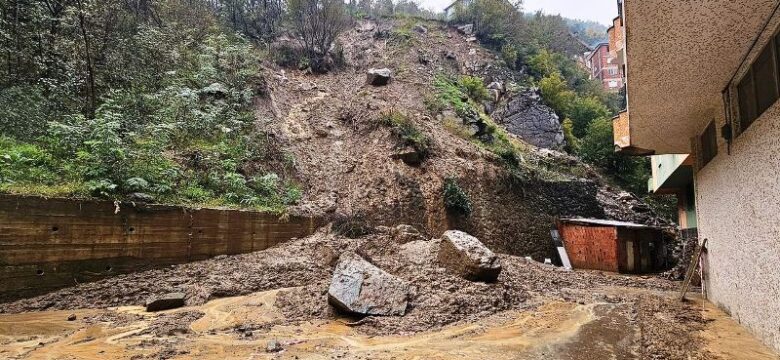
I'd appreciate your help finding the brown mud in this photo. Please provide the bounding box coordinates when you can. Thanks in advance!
[1,230,778,359]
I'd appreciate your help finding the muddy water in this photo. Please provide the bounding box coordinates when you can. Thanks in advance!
[0,289,777,360]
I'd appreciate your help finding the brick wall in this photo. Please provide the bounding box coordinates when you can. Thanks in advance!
[0,195,320,301]
[558,224,620,272]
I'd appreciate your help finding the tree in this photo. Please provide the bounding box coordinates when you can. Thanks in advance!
[457,0,524,47]
[578,117,649,194]
[287,0,350,72]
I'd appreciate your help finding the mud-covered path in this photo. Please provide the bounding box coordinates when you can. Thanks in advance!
[0,288,777,360]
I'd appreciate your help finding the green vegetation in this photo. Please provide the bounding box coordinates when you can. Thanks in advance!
[0,0,323,211]
[443,178,472,217]
[381,111,432,158]
[454,0,650,194]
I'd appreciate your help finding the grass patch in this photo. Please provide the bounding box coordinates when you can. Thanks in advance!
[380,110,432,158]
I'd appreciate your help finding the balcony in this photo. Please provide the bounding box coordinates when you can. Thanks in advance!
[608,16,625,66]
[612,110,654,155]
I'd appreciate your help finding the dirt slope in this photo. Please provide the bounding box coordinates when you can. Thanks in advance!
[257,18,668,260]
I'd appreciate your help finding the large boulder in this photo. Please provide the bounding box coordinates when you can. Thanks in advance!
[438,230,502,282]
[146,292,186,312]
[366,68,392,86]
[327,253,409,316]
[491,88,565,150]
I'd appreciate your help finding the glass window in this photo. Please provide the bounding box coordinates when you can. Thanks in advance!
[700,122,718,167]
[738,69,757,130]
[752,43,778,116]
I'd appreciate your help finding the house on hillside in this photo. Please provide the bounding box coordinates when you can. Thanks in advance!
[610,0,780,353]
[585,42,623,92]
[443,0,472,20]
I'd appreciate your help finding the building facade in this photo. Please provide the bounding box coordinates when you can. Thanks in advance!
[585,43,623,92]
[611,0,780,352]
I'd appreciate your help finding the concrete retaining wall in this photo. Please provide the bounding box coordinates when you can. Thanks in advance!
[0,195,319,301]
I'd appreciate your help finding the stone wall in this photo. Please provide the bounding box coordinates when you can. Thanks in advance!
[0,195,319,301]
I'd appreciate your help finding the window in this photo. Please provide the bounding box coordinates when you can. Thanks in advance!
[737,69,757,130]
[735,34,780,134]
[700,121,718,167]
[753,43,778,116]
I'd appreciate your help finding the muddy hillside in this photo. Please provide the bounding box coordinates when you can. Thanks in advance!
[258,18,668,260]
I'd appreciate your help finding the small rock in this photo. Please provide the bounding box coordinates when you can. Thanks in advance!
[468,49,476,55]
[438,230,502,282]
[444,51,457,60]
[327,253,409,316]
[413,24,427,34]
[366,68,392,86]
[67,314,77,321]
[266,339,283,353]
[465,36,477,42]
[146,292,186,312]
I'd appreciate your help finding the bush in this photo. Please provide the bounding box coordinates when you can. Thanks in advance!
[443,177,472,217]
[287,0,351,73]
[539,72,576,115]
[577,118,649,194]
[501,44,519,69]
[459,76,490,103]
[381,111,432,158]
[568,96,611,138]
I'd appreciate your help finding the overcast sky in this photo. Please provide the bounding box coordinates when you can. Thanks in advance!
[419,0,618,25]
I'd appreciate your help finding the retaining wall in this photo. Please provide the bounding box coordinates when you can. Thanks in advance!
[0,195,319,301]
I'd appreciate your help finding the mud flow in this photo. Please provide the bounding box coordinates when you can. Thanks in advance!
[1,231,777,360]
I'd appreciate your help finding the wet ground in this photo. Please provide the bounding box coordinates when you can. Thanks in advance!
[1,287,778,360]
[1,232,778,359]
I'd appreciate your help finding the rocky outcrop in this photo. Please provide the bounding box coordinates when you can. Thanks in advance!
[438,230,502,282]
[492,88,565,150]
[366,68,392,86]
[327,253,409,316]
[146,292,186,312]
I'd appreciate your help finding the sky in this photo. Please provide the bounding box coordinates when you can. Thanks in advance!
[418,0,618,26]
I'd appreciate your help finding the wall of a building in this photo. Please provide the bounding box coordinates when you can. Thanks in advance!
[696,99,780,352]
[558,224,619,272]
[0,195,320,301]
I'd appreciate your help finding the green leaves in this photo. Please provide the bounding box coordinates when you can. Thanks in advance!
[443,178,472,217]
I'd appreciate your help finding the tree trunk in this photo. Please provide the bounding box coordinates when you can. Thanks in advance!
[75,0,96,116]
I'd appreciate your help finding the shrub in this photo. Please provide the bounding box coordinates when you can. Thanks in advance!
[539,72,576,116]
[287,0,351,73]
[568,96,611,138]
[562,118,579,151]
[381,111,432,158]
[443,177,472,217]
[501,44,519,69]
[459,76,490,103]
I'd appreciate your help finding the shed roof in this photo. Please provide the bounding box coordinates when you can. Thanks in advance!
[559,218,661,230]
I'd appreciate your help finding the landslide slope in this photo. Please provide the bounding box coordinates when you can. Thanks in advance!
[259,18,666,260]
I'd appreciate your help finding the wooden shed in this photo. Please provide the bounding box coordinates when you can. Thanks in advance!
[557,218,666,274]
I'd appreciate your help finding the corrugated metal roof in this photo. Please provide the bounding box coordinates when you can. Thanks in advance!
[559,218,661,229]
